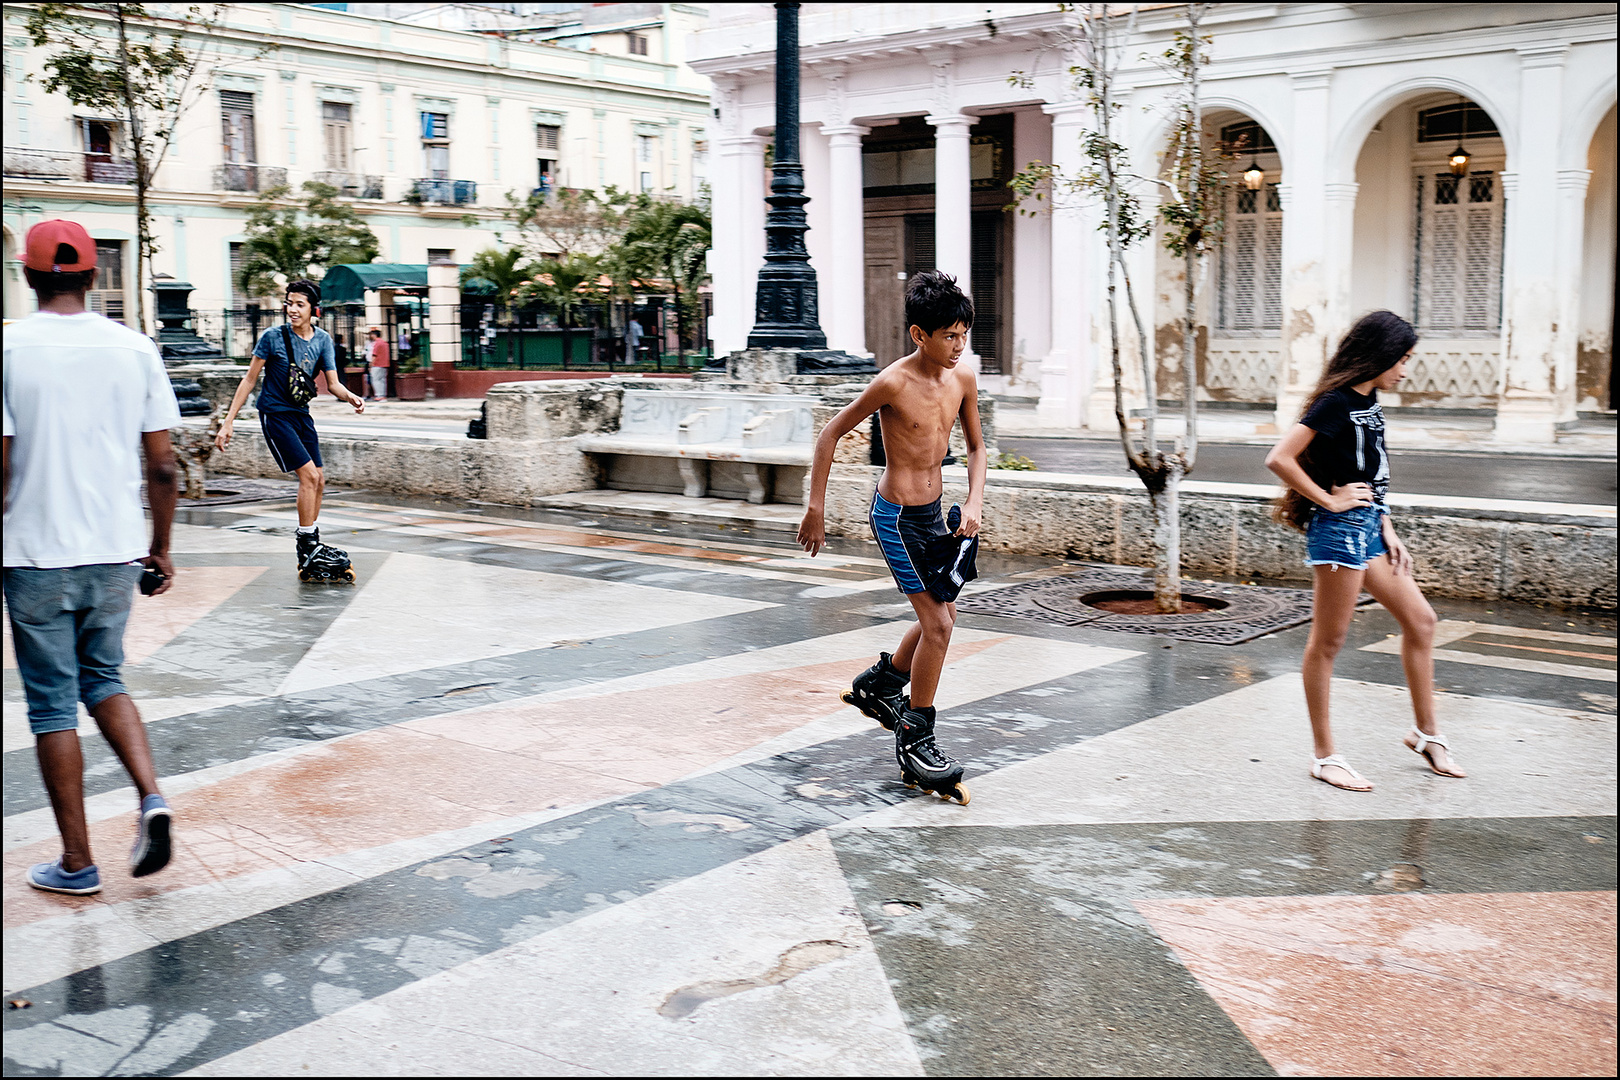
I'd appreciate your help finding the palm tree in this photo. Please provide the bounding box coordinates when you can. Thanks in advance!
[237,182,380,298]
[516,253,604,366]
[617,197,711,362]
[462,246,535,311]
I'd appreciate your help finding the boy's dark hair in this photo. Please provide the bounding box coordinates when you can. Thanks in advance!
[367,328,381,338]
[904,270,974,336]
[285,279,321,310]
[24,244,95,300]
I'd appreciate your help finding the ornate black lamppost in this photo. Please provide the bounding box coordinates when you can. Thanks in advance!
[746,2,826,351]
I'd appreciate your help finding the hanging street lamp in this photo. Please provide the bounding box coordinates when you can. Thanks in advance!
[1448,96,1471,176]
[1242,159,1265,191]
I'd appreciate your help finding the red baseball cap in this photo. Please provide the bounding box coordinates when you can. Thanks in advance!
[23,220,98,272]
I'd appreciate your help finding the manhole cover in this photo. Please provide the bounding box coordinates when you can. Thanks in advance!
[958,564,1367,645]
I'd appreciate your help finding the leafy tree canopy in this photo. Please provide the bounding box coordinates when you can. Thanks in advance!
[238,182,380,298]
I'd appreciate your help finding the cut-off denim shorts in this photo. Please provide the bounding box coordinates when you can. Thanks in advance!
[1305,505,1388,571]
[3,563,141,736]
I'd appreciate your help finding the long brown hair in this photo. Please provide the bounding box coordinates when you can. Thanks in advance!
[1272,310,1418,531]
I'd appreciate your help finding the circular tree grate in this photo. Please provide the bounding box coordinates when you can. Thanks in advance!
[957,563,1362,645]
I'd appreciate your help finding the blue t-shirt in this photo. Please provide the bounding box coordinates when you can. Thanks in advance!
[253,325,336,414]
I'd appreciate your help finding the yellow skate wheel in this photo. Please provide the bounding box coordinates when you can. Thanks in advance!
[342,568,356,582]
[946,783,970,805]
[840,691,857,707]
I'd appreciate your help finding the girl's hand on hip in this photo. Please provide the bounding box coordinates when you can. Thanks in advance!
[1324,483,1373,513]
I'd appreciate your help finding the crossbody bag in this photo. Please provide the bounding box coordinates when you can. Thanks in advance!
[280,323,318,408]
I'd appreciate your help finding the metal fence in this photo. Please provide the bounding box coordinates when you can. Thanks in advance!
[457,293,713,373]
[192,291,712,392]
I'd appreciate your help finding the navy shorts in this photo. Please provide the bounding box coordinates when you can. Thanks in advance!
[1305,505,1388,570]
[261,409,323,472]
[869,490,979,602]
[3,564,141,735]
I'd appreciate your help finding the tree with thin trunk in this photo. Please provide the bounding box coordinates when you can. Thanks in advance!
[1009,3,1223,612]
[26,4,267,334]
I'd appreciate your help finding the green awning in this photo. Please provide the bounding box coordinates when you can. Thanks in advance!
[320,264,428,307]
[322,263,495,306]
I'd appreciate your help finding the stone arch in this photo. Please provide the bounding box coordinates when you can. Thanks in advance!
[1330,74,1517,186]
[1561,77,1618,171]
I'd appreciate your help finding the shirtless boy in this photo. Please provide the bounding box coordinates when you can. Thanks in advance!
[797,271,986,804]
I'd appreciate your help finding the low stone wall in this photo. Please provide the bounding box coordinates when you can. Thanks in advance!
[821,464,1617,610]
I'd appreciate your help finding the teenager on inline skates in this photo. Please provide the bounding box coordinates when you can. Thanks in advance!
[797,271,986,804]
[215,279,365,581]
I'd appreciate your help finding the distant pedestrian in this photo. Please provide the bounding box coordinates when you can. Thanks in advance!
[1266,310,1465,791]
[215,279,365,582]
[3,220,181,894]
[366,326,390,400]
[624,314,644,363]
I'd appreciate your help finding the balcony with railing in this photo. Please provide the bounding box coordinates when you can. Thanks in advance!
[409,178,477,206]
[213,164,289,193]
[3,148,139,183]
[313,170,384,199]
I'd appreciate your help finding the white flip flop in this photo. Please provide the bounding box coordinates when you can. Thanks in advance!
[1408,727,1465,777]
[1311,753,1373,791]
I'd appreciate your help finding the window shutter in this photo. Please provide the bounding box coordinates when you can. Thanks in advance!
[536,124,560,152]
[1417,171,1501,333]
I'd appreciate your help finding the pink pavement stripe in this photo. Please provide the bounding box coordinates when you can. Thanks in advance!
[4,638,1004,928]
[1136,890,1618,1077]
[3,565,266,670]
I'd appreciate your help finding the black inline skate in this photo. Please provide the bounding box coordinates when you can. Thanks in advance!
[842,652,910,731]
[894,705,969,805]
[296,527,355,583]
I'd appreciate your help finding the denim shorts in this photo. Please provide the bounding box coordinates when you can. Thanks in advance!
[3,563,141,736]
[1305,506,1388,571]
[261,409,323,473]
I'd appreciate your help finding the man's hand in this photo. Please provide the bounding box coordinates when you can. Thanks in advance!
[142,552,175,596]
[1323,482,1373,513]
[956,500,982,538]
[214,418,234,452]
[346,389,366,415]
[797,505,826,557]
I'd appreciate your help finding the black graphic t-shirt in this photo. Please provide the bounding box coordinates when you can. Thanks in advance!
[252,326,336,414]
[1301,386,1389,508]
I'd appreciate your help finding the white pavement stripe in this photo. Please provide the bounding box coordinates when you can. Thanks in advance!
[187,832,923,1078]
[845,675,1618,830]
[276,552,773,696]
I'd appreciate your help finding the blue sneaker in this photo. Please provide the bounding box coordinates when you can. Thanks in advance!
[131,793,173,878]
[27,858,102,895]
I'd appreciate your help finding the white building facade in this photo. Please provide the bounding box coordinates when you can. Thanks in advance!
[3,2,711,327]
[691,3,1616,441]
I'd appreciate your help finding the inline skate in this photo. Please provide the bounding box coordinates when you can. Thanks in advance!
[842,652,910,731]
[296,527,356,583]
[894,705,970,805]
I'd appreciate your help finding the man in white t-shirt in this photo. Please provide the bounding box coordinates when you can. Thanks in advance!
[3,220,182,896]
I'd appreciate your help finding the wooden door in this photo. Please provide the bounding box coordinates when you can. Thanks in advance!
[864,216,906,367]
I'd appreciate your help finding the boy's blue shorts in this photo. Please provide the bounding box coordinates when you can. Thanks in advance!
[4,563,141,736]
[1305,505,1388,571]
[260,409,323,472]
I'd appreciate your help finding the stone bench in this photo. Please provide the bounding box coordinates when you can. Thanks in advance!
[581,388,816,504]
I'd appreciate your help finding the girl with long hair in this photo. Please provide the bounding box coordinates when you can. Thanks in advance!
[1265,310,1465,791]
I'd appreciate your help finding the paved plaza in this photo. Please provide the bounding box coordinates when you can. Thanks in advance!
[3,488,1615,1076]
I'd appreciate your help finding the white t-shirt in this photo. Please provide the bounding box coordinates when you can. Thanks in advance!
[3,311,182,568]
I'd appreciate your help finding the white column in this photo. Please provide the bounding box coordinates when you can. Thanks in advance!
[1554,168,1593,419]
[927,111,977,371]
[1274,71,1332,427]
[1011,108,1052,393]
[823,123,870,356]
[1495,46,1568,443]
[1037,102,1092,430]
[710,134,768,357]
